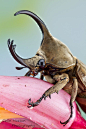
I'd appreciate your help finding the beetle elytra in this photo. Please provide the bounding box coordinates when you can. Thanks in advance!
[7,10,86,126]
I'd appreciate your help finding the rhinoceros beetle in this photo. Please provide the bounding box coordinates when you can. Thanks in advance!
[7,10,86,126]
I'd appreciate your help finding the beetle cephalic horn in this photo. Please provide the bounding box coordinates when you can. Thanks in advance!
[14,10,51,45]
[7,39,32,69]
[7,39,44,70]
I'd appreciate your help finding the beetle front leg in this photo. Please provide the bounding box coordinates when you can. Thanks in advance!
[40,72,44,80]
[28,73,69,107]
[60,77,78,126]
[25,70,31,76]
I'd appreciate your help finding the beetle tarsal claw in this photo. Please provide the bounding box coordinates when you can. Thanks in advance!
[28,95,44,107]
[60,120,69,126]
[60,113,72,126]
[27,94,51,107]
[60,102,73,126]
[27,98,38,108]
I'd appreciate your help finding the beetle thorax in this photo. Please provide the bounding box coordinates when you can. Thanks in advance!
[37,36,76,68]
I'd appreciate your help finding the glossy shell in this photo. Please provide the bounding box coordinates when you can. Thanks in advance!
[37,36,76,68]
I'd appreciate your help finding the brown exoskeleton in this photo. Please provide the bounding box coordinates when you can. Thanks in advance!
[7,10,86,126]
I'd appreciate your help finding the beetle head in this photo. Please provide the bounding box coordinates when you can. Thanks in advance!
[8,10,76,76]
[7,38,46,76]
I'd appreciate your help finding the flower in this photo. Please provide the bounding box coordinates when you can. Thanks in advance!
[0,76,86,129]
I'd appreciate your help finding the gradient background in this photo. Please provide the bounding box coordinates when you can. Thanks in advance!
[0,0,86,119]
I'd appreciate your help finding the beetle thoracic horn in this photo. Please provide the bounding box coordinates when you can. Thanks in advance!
[14,10,51,45]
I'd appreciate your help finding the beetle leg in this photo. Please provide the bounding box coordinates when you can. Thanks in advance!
[28,73,69,107]
[27,94,45,107]
[43,73,69,99]
[25,70,31,76]
[60,77,78,126]
[45,75,56,84]
[40,72,44,80]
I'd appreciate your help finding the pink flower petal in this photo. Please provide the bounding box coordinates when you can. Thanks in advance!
[69,111,86,129]
[0,121,24,129]
[5,118,44,129]
[0,76,78,128]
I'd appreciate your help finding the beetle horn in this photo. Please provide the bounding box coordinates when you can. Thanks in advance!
[14,10,51,45]
[7,39,44,70]
[7,39,33,70]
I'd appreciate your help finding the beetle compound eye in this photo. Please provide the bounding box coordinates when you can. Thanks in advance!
[37,59,45,68]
